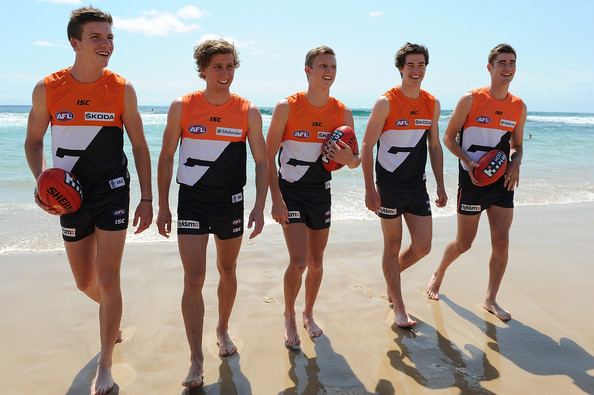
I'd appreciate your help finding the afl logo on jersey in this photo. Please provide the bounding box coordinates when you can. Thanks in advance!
[395,119,409,127]
[476,116,491,124]
[55,112,74,121]
[293,130,310,139]
[85,112,115,121]
[188,124,207,134]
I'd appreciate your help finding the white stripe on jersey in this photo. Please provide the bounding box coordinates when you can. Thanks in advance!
[460,126,507,171]
[378,129,425,173]
[279,140,322,183]
[177,139,230,186]
[51,125,103,172]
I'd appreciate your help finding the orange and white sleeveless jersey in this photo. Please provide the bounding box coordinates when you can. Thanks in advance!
[45,68,128,200]
[177,92,250,193]
[278,92,346,187]
[376,87,435,188]
[459,88,524,186]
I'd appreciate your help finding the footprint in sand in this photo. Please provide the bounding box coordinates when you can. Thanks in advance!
[111,363,137,390]
[263,296,276,303]
[119,326,137,343]
[354,285,382,300]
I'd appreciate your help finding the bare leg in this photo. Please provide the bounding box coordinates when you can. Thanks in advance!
[90,228,126,395]
[282,223,308,350]
[483,206,513,321]
[381,217,415,328]
[65,236,122,343]
[399,213,433,272]
[178,234,209,388]
[214,235,243,357]
[302,227,329,338]
[426,213,480,300]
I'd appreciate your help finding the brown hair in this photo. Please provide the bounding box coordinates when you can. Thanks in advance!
[193,39,240,79]
[67,6,112,40]
[304,46,335,68]
[395,42,429,69]
[488,43,517,65]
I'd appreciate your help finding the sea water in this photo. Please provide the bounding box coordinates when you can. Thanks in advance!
[1,105,593,253]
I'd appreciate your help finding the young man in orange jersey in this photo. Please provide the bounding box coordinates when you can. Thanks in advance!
[156,39,267,388]
[267,46,360,350]
[24,7,152,395]
[361,43,447,328]
[425,44,527,321]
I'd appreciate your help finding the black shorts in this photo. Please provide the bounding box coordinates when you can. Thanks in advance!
[376,184,431,219]
[457,184,514,215]
[177,186,244,240]
[60,187,130,242]
[280,181,331,230]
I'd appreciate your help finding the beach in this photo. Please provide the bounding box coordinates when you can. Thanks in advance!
[2,202,593,394]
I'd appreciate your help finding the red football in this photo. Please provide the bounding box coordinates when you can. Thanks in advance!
[321,126,359,172]
[36,168,83,215]
[473,149,508,187]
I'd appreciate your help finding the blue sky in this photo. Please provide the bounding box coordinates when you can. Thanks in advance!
[3,0,594,112]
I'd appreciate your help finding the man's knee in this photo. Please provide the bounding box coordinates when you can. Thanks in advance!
[455,239,473,254]
[184,271,206,290]
[491,237,509,253]
[307,255,324,271]
[74,275,95,293]
[412,241,431,258]
[96,272,120,294]
[384,238,402,258]
[217,262,237,278]
[289,256,307,272]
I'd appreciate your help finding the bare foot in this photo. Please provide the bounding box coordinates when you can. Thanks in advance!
[284,315,300,351]
[216,331,237,357]
[394,308,417,328]
[91,365,114,395]
[483,301,512,321]
[425,272,443,300]
[182,360,204,388]
[303,313,323,338]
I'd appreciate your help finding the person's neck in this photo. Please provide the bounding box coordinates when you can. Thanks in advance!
[305,86,330,107]
[399,82,421,99]
[69,62,104,83]
[489,82,510,100]
[203,87,231,106]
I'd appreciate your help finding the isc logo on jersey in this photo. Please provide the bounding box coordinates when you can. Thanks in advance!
[476,116,491,124]
[395,119,409,127]
[294,130,310,139]
[55,112,74,121]
[414,119,432,127]
[85,112,115,121]
[189,124,207,134]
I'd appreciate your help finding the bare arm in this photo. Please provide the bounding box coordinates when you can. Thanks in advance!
[443,93,479,184]
[246,104,268,239]
[504,102,526,191]
[266,100,289,225]
[361,96,389,212]
[123,82,153,233]
[24,81,59,214]
[156,99,183,238]
[427,100,447,207]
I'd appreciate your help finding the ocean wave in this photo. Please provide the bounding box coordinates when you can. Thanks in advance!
[527,115,594,126]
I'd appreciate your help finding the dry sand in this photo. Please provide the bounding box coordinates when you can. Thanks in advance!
[1,203,593,394]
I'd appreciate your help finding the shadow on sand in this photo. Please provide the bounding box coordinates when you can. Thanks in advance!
[182,353,252,395]
[66,353,120,395]
[441,295,594,393]
[388,309,499,394]
[281,334,372,395]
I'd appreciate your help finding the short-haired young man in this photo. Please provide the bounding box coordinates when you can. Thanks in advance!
[362,42,447,328]
[24,7,153,395]
[426,44,527,322]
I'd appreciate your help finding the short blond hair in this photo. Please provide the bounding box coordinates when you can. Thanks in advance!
[193,39,240,78]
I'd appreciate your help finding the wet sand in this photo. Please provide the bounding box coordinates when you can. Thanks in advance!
[1,202,593,394]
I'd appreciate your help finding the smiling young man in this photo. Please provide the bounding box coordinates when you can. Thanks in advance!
[266,46,359,350]
[361,43,447,328]
[24,6,152,395]
[425,44,527,322]
[156,39,267,388]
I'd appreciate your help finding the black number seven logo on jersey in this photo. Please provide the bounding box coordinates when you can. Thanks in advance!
[184,157,217,167]
[56,147,86,158]
[286,158,317,167]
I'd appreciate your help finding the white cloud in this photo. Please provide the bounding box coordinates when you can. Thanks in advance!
[33,40,65,48]
[39,0,82,4]
[114,6,206,36]
[369,11,384,17]
[198,34,255,49]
